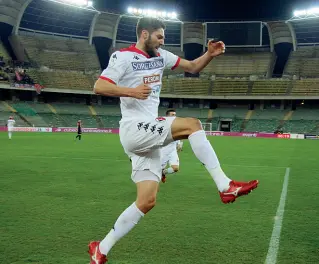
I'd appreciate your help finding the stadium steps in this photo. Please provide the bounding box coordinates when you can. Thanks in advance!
[14,113,32,126]
[47,104,68,126]
[206,109,214,122]
[5,102,35,127]
[286,81,293,95]
[13,102,49,127]
[1,102,30,126]
[0,112,27,127]
[2,101,17,113]
[47,104,57,114]
[240,110,254,131]
[88,105,104,128]
[204,109,214,129]
[278,111,294,130]
[247,81,253,94]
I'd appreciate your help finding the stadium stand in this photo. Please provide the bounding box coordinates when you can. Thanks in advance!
[18,33,100,90]
[237,108,287,133]
[212,80,249,95]
[213,107,248,119]
[27,70,95,90]
[282,120,318,133]
[282,107,319,133]
[0,101,29,127]
[291,79,319,95]
[166,78,210,95]
[1,99,319,133]
[0,1,318,136]
[284,46,319,78]
[20,34,100,72]
[251,80,290,95]
[201,51,273,77]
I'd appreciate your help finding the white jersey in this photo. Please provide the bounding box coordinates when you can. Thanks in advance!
[100,44,180,122]
[7,119,15,128]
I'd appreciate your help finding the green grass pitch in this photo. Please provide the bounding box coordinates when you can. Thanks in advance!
[1,133,319,264]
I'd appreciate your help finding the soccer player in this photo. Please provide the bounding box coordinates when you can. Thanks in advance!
[89,17,259,263]
[7,116,15,140]
[75,120,82,141]
[161,109,181,183]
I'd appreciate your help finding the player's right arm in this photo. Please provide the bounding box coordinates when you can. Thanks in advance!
[94,51,151,100]
[94,80,151,100]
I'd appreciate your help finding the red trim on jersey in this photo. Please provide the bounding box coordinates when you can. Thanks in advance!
[99,76,116,84]
[171,57,181,70]
[119,44,160,59]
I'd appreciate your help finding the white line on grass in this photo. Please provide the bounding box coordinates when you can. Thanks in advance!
[265,167,290,264]
[13,155,287,169]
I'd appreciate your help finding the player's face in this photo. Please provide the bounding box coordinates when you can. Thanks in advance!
[167,111,176,117]
[145,28,165,58]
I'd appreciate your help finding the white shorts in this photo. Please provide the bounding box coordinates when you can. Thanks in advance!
[8,128,13,132]
[120,116,176,182]
[161,150,179,169]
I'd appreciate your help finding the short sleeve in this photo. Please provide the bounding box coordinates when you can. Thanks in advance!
[160,49,181,70]
[99,51,128,84]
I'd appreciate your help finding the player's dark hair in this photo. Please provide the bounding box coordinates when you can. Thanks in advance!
[136,17,166,38]
[166,109,176,116]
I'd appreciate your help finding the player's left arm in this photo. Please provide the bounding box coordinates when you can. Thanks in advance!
[177,40,225,74]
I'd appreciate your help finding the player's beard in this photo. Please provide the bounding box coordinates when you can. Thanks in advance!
[145,36,158,58]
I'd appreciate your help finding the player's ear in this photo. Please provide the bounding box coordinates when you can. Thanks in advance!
[142,30,149,40]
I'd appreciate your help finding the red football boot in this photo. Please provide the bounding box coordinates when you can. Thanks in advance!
[88,241,108,264]
[161,170,167,183]
[219,180,259,204]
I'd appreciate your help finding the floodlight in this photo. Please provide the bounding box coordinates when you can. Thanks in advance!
[293,7,319,17]
[308,8,319,14]
[66,0,87,6]
[126,6,179,21]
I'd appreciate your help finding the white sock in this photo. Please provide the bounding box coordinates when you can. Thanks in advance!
[8,132,12,139]
[99,202,144,255]
[163,167,175,175]
[189,130,231,192]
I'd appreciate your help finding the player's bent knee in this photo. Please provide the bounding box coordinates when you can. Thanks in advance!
[173,117,203,139]
[185,117,203,136]
[186,118,202,134]
[136,195,156,213]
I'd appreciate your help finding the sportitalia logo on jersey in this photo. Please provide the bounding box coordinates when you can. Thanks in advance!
[143,74,160,84]
[132,59,164,71]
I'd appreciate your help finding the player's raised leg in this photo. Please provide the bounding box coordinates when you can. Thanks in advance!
[171,117,258,204]
[89,171,159,263]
